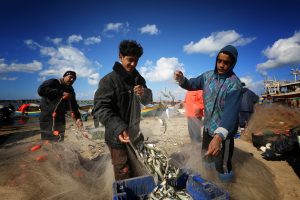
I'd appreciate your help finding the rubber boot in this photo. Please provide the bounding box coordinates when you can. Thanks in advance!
[218,170,234,182]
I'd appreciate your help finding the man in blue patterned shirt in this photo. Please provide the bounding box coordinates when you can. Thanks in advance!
[174,45,242,182]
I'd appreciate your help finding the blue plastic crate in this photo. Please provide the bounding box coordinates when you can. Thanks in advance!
[112,175,155,200]
[186,175,229,200]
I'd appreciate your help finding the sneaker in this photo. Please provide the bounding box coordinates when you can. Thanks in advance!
[218,171,234,182]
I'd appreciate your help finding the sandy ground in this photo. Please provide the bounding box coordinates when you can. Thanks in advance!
[0,113,299,200]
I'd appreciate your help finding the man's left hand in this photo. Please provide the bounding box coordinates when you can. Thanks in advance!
[134,85,144,96]
[205,134,223,156]
[76,118,83,127]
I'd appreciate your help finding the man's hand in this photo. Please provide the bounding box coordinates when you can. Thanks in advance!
[195,108,204,117]
[205,134,223,156]
[134,85,145,96]
[62,92,72,100]
[75,119,89,138]
[118,130,130,143]
[76,118,83,127]
[174,70,183,83]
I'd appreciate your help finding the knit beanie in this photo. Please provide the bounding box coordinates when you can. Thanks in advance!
[63,71,76,79]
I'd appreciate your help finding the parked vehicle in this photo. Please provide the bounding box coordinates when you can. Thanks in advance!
[0,104,15,123]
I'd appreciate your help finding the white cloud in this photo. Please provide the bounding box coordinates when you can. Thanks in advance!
[103,22,130,37]
[0,58,42,73]
[24,39,40,49]
[104,22,123,31]
[172,86,187,101]
[0,76,17,81]
[183,30,256,55]
[140,57,185,82]
[256,31,300,75]
[47,35,100,45]
[24,40,101,85]
[52,38,63,45]
[67,34,83,44]
[240,75,264,95]
[46,37,63,45]
[84,36,101,45]
[88,73,100,85]
[139,24,159,35]
[46,46,93,76]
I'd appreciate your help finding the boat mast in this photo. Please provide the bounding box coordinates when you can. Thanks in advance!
[290,67,300,82]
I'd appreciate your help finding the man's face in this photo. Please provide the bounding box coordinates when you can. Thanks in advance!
[216,53,233,75]
[63,75,76,86]
[119,54,139,72]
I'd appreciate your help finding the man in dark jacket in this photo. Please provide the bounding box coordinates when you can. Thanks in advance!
[38,70,83,142]
[93,40,152,180]
[239,82,259,129]
[174,45,242,182]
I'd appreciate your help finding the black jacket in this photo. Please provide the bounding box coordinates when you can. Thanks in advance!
[93,62,152,148]
[38,78,81,131]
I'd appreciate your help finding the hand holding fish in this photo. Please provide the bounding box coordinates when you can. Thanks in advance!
[76,118,83,127]
[174,70,184,83]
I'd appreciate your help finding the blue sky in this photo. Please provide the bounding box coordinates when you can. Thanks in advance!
[0,0,300,101]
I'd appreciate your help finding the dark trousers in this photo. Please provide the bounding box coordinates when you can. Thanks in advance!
[202,129,234,174]
[109,147,131,180]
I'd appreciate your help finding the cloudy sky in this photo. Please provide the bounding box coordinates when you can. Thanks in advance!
[1,0,300,101]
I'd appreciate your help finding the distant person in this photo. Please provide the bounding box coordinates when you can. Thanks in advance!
[38,71,83,142]
[184,90,204,143]
[93,40,152,180]
[263,94,273,105]
[258,96,264,105]
[0,104,15,121]
[174,45,242,182]
[239,82,259,129]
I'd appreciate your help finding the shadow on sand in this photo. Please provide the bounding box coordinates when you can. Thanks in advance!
[0,130,40,146]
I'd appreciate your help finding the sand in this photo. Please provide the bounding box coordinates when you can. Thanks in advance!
[0,113,299,200]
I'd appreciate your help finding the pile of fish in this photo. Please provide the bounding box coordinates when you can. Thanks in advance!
[137,143,192,200]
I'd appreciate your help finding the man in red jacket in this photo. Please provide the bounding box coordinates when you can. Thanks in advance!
[184,90,204,143]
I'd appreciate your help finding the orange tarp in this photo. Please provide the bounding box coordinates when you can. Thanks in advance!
[184,90,204,117]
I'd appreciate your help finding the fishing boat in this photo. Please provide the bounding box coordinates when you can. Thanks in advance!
[141,103,165,117]
[79,104,93,113]
[15,103,41,117]
[262,67,300,106]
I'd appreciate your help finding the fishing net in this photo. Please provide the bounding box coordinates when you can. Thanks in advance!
[0,139,114,200]
[0,100,290,200]
[245,104,300,142]
[0,115,114,200]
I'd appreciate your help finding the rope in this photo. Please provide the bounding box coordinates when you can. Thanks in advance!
[51,96,66,142]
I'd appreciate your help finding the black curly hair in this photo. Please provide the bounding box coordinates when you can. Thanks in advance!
[119,40,143,58]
